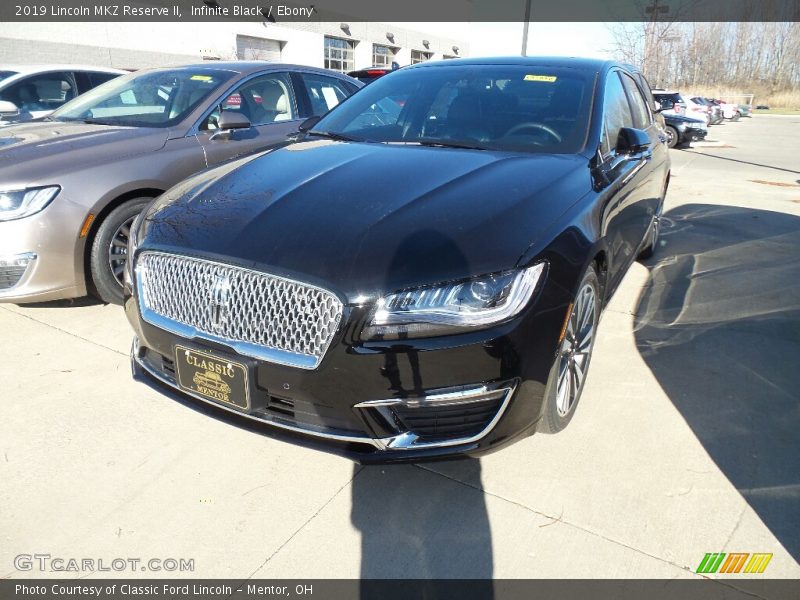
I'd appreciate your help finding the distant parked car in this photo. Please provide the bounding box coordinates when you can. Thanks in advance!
[652,90,686,117]
[756,104,769,110]
[661,113,707,148]
[713,99,741,120]
[738,104,752,117]
[0,65,125,125]
[690,97,723,125]
[0,62,361,305]
[682,96,711,124]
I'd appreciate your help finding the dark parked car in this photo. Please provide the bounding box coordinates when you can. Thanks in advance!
[0,62,360,305]
[661,113,708,148]
[126,57,670,462]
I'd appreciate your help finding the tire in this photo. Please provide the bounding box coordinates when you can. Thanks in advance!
[732,112,740,122]
[638,186,666,260]
[664,125,679,149]
[89,197,151,305]
[538,265,600,434]
[637,212,660,260]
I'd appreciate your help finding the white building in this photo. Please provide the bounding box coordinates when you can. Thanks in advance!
[0,21,467,72]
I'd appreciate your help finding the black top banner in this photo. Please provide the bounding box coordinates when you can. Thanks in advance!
[3,0,799,22]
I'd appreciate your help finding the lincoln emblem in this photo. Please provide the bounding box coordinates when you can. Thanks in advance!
[209,273,231,330]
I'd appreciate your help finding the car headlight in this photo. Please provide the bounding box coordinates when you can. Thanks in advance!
[363,262,546,339]
[0,186,60,221]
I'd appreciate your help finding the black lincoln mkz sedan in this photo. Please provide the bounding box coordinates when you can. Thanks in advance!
[125,57,670,462]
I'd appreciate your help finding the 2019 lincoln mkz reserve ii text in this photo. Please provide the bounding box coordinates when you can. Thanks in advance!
[125,57,670,462]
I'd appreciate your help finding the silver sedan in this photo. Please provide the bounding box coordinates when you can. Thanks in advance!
[0,62,360,304]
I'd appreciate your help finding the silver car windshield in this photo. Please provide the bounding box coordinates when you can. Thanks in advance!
[50,68,233,128]
[313,65,594,154]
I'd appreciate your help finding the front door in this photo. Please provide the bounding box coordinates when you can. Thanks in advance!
[196,71,302,168]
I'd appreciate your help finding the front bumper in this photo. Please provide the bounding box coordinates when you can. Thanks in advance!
[0,198,88,303]
[125,276,567,462]
[679,127,708,143]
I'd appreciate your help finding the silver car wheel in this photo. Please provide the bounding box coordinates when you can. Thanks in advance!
[555,283,597,417]
[107,216,135,286]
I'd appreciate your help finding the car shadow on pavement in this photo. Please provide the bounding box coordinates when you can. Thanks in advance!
[683,151,800,176]
[352,460,494,595]
[634,203,800,560]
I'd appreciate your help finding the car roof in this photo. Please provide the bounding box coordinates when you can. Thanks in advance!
[1,64,126,74]
[407,55,617,72]
[149,61,355,78]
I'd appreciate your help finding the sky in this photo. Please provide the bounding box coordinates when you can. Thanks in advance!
[390,22,616,60]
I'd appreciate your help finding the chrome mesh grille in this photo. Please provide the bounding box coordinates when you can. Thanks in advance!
[137,252,343,368]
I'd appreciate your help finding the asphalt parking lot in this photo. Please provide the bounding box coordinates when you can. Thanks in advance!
[2,115,799,581]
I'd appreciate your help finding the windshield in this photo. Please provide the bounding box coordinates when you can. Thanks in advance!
[314,64,594,153]
[0,71,18,84]
[51,68,233,127]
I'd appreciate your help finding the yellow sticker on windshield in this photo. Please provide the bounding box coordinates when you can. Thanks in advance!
[524,75,557,82]
[191,75,213,82]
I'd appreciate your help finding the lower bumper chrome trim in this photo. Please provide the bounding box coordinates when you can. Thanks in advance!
[132,339,381,448]
[132,337,514,452]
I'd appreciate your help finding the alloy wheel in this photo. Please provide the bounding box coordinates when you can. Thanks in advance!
[555,283,597,416]
[107,216,136,287]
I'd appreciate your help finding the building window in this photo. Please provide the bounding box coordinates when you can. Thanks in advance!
[411,50,434,64]
[373,44,395,68]
[324,36,355,73]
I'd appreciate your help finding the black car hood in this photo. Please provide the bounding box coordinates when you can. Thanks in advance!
[143,139,588,301]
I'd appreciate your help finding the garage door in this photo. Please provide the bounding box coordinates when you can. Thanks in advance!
[236,36,282,61]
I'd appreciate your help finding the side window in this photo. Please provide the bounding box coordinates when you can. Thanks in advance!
[620,73,651,129]
[0,71,76,111]
[300,73,351,116]
[601,72,634,155]
[201,72,296,130]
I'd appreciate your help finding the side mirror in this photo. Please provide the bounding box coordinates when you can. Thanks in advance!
[616,127,650,155]
[298,115,321,132]
[217,110,250,130]
[209,110,251,141]
[0,100,20,117]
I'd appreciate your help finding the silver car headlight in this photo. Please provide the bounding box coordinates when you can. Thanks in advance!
[0,186,60,221]
[363,262,546,339]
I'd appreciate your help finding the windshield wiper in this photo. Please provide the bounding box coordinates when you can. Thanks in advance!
[412,138,490,151]
[307,130,363,142]
[80,118,117,126]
